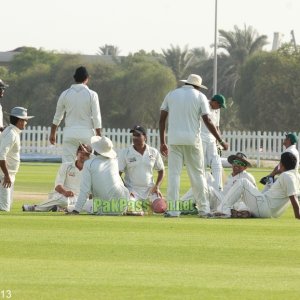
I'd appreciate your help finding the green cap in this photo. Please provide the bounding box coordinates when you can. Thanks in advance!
[212,94,226,109]
[286,133,298,144]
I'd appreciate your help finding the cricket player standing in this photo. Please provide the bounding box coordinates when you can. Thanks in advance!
[159,74,228,217]
[201,94,226,191]
[0,107,34,211]
[49,66,102,163]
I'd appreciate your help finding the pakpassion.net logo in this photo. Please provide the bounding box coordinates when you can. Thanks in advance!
[92,198,197,215]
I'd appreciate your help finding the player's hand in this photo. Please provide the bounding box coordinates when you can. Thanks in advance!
[160,143,168,157]
[49,133,56,145]
[221,141,229,151]
[150,185,162,198]
[2,175,12,188]
[64,190,74,197]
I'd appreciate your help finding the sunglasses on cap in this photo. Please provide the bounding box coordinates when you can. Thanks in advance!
[232,159,247,167]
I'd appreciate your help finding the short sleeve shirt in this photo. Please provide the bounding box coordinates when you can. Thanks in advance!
[118,145,164,199]
[265,170,300,217]
[160,85,210,145]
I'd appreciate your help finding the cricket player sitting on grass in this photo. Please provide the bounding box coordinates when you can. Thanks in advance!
[67,136,130,215]
[22,144,92,212]
[181,152,256,217]
[118,125,165,211]
[214,152,300,219]
[260,132,299,187]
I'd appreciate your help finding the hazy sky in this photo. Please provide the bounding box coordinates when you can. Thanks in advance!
[2,0,299,56]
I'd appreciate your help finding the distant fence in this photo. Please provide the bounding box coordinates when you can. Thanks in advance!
[20,126,300,166]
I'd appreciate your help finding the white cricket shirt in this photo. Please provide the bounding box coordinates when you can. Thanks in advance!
[265,170,300,217]
[0,124,21,175]
[201,104,220,143]
[118,145,164,199]
[75,155,129,211]
[52,83,102,129]
[54,161,82,195]
[284,145,299,170]
[160,85,210,145]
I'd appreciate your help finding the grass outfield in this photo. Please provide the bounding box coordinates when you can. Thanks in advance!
[1,163,300,300]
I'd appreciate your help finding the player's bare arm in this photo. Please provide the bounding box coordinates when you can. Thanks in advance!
[159,110,168,156]
[95,128,102,136]
[0,160,12,188]
[49,124,58,145]
[289,195,300,219]
[150,169,164,197]
[55,184,74,197]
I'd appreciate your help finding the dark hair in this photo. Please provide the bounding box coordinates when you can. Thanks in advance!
[280,152,297,171]
[185,83,200,90]
[76,143,92,155]
[73,66,89,83]
[10,116,20,125]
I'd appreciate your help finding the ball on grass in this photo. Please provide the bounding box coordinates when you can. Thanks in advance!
[151,197,167,213]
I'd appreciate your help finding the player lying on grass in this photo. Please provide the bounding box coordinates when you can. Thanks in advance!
[215,152,300,219]
[181,152,256,217]
[22,144,92,212]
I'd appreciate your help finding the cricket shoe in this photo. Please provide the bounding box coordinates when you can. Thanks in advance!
[164,211,181,218]
[211,212,231,219]
[22,204,35,211]
[198,212,214,218]
[231,209,252,218]
[50,205,66,212]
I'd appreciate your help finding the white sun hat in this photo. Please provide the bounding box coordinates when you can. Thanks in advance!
[10,107,34,120]
[180,74,207,89]
[91,136,116,159]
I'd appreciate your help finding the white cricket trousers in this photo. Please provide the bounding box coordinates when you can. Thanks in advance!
[34,192,72,211]
[202,140,223,190]
[62,127,95,163]
[35,193,92,212]
[0,174,15,211]
[221,178,272,218]
[168,144,210,214]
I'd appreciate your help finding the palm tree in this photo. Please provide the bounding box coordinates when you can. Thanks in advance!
[190,47,209,65]
[97,44,120,56]
[162,44,194,80]
[218,25,268,94]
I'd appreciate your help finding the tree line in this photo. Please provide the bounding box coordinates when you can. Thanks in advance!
[0,25,299,132]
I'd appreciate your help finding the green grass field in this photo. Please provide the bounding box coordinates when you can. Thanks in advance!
[1,163,300,300]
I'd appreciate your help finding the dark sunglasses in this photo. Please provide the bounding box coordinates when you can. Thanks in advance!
[232,159,247,167]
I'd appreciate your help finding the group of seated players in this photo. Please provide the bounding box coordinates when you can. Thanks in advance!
[23,130,300,219]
